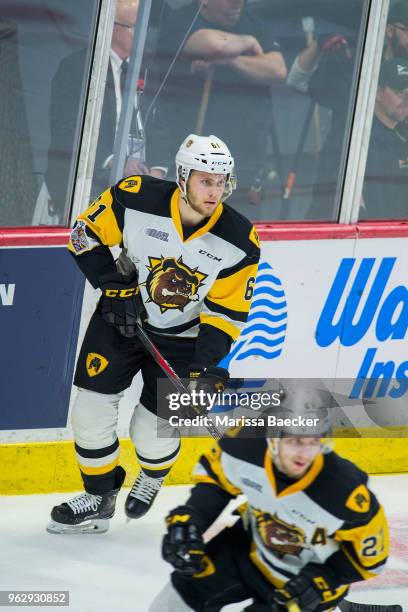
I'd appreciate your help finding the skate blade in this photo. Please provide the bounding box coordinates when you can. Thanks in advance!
[46,518,110,534]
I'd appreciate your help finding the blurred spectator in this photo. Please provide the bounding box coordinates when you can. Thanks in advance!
[40,0,167,224]
[287,1,408,220]
[0,17,38,226]
[148,0,287,213]
[287,30,355,219]
[384,0,408,60]
[361,58,408,219]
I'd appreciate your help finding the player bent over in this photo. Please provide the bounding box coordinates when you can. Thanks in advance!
[151,388,389,611]
[47,134,260,534]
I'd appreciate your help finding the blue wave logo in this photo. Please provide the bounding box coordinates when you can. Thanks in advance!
[220,262,287,367]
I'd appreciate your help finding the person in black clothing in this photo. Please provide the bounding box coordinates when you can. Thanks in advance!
[362,58,408,219]
[384,0,408,60]
[287,28,358,220]
[45,0,167,222]
[148,0,287,216]
[287,1,408,221]
[307,34,355,220]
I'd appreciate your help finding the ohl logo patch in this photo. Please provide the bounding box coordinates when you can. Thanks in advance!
[142,256,207,313]
[86,353,109,377]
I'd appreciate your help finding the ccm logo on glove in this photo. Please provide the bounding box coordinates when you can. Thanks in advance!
[103,287,140,298]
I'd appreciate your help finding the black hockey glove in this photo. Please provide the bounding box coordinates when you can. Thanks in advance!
[181,364,230,419]
[162,506,206,575]
[187,364,229,409]
[99,271,147,338]
[273,564,339,612]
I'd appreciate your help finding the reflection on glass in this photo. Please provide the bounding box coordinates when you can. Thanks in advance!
[0,16,38,226]
[94,0,147,192]
[143,0,367,222]
[40,2,98,225]
[147,0,287,221]
[0,0,98,227]
[93,0,169,196]
[360,1,408,220]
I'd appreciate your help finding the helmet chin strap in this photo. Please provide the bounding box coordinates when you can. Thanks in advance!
[180,177,194,209]
[180,175,212,212]
[267,438,284,473]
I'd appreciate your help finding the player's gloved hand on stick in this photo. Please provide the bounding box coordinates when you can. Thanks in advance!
[162,506,205,575]
[99,270,147,338]
[273,564,338,611]
[187,364,229,412]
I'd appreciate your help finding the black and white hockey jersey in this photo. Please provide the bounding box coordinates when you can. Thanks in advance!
[188,433,389,599]
[68,175,260,343]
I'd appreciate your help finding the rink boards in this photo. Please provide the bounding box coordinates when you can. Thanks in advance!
[1,224,407,493]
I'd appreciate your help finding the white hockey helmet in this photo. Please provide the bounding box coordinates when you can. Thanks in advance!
[268,382,333,460]
[175,134,236,201]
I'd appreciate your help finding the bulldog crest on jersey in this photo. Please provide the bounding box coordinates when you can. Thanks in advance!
[142,255,207,313]
[253,509,306,558]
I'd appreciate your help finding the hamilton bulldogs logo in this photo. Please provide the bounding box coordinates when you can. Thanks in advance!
[86,353,109,377]
[253,508,306,558]
[142,255,207,313]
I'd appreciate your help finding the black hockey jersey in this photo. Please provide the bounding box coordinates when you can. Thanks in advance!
[188,434,389,599]
[68,175,260,342]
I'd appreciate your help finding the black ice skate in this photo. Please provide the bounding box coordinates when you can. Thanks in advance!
[47,466,125,534]
[125,471,164,519]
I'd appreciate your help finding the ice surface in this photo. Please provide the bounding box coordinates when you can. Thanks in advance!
[1,475,407,611]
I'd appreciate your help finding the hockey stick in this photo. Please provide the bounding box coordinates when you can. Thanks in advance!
[269,98,286,209]
[134,323,222,440]
[195,66,214,135]
[114,252,222,440]
[285,604,300,612]
[283,99,315,205]
[338,600,402,612]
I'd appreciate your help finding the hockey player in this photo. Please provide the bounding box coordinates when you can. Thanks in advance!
[151,386,389,611]
[47,134,260,534]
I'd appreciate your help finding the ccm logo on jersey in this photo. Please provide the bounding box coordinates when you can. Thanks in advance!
[198,249,222,262]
